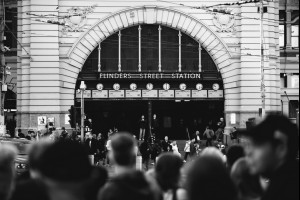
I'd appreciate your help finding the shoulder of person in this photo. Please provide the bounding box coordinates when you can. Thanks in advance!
[176,188,189,200]
[145,171,162,200]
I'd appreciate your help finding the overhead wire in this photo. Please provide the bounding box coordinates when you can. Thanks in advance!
[156,0,281,25]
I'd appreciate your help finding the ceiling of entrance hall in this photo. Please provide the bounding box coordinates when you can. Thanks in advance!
[82,25,217,73]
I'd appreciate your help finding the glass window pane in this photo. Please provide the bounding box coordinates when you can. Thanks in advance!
[279,25,285,47]
[289,100,299,118]
[291,75,299,88]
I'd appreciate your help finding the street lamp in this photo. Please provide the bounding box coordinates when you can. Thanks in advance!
[79,81,86,143]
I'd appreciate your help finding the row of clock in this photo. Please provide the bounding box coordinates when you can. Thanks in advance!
[96,83,221,91]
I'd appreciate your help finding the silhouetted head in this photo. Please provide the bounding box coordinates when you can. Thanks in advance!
[186,155,237,200]
[155,153,183,191]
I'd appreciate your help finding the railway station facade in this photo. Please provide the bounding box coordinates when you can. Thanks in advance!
[3,0,299,137]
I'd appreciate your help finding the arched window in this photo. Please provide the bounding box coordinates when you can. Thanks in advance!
[82,25,217,72]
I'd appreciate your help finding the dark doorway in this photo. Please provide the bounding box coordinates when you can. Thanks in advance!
[84,101,148,138]
[83,100,224,140]
[152,100,224,140]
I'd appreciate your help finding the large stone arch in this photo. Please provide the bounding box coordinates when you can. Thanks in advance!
[67,5,232,80]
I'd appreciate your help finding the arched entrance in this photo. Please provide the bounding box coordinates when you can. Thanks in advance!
[68,6,232,139]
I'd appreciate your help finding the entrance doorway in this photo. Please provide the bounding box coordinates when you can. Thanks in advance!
[83,100,224,140]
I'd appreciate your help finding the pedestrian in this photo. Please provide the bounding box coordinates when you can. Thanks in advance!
[139,115,146,141]
[230,127,238,144]
[162,136,172,152]
[151,114,159,138]
[203,126,214,147]
[140,140,151,171]
[193,130,201,144]
[10,139,53,200]
[226,144,245,172]
[17,129,25,138]
[60,127,68,140]
[150,140,162,165]
[98,170,157,200]
[171,141,181,158]
[215,117,225,142]
[30,140,108,200]
[183,140,191,162]
[243,114,299,200]
[189,139,197,160]
[186,154,237,200]
[85,132,98,164]
[0,144,18,200]
[96,133,106,166]
[155,153,188,200]
[105,134,112,167]
[99,133,161,200]
[231,158,264,200]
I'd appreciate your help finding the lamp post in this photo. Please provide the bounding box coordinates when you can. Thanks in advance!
[260,0,266,118]
[79,81,86,143]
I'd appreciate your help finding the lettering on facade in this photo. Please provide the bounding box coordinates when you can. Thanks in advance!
[99,73,201,79]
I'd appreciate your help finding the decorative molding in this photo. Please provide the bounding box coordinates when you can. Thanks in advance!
[62,5,96,33]
[212,10,236,33]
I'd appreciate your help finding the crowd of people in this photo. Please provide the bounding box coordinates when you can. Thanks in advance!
[0,113,298,200]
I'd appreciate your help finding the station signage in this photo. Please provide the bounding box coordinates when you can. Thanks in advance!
[99,73,201,80]
[109,90,125,98]
[92,90,108,98]
[159,90,175,98]
[125,90,142,98]
[208,90,224,98]
[175,90,191,98]
[142,90,158,98]
[192,90,208,98]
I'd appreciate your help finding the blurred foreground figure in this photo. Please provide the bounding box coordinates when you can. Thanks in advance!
[231,158,263,200]
[34,140,107,200]
[98,170,156,200]
[155,153,188,200]
[98,133,161,200]
[186,155,237,200]
[0,144,18,200]
[10,139,52,200]
[243,114,299,200]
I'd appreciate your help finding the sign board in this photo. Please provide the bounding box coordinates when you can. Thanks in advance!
[142,90,158,98]
[0,125,6,136]
[175,90,191,98]
[230,113,236,125]
[125,90,142,98]
[208,90,224,98]
[109,90,125,98]
[159,90,175,98]
[92,90,108,98]
[192,90,208,98]
[76,90,92,98]
[38,116,47,126]
[65,114,70,125]
[99,72,201,80]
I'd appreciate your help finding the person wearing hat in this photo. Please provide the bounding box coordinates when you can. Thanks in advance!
[243,114,299,200]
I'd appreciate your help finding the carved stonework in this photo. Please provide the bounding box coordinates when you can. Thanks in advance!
[63,5,96,32]
[212,12,236,33]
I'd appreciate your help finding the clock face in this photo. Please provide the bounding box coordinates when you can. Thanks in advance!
[96,83,104,91]
[130,83,137,91]
[113,83,120,91]
[146,83,154,90]
[212,83,220,91]
[179,83,187,91]
[196,83,203,91]
[163,83,170,91]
